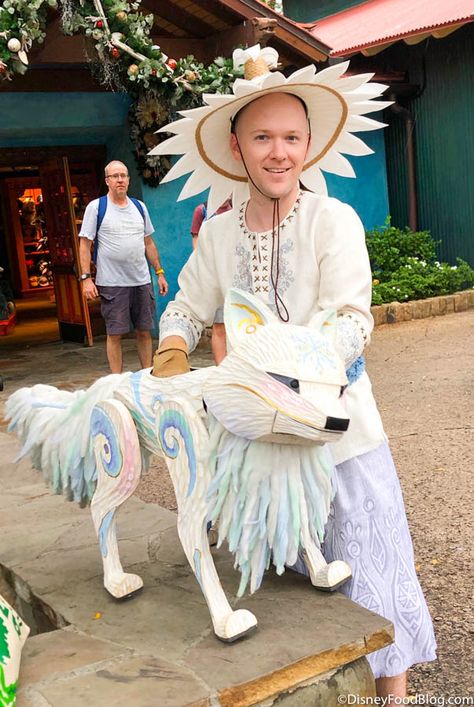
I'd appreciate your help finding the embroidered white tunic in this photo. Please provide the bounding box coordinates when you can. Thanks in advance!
[159,191,387,464]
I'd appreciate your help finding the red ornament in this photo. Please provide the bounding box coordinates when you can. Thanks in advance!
[151,68,157,77]
[111,47,120,59]
[95,20,104,29]
[0,65,7,75]
[167,58,177,70]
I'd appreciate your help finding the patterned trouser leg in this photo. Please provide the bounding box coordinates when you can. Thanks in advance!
[322,442,437,678]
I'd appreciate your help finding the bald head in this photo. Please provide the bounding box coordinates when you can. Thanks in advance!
[105,160,128,178]
[105,160,130,203]
[231,92,309,137]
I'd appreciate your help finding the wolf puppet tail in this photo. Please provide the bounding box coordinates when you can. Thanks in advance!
[5,373,131,505]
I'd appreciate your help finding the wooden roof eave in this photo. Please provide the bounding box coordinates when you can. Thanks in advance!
[217,0,331,62]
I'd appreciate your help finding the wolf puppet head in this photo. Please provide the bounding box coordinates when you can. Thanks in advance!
[202,290,350,445]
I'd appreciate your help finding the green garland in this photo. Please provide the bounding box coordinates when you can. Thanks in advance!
[0,0,243,183]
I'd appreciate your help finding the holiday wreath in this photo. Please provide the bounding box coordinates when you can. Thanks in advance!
[0,0,243,184]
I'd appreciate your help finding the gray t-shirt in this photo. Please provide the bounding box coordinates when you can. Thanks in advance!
[79,197,155,286]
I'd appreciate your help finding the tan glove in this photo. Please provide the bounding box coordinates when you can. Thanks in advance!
[152,338,190,378]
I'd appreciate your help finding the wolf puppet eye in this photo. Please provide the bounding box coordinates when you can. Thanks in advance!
[267,372,300,394]
[339,385,348,398]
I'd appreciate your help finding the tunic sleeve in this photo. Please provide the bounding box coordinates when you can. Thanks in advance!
[316,201,373,368]
[159,223,222,352]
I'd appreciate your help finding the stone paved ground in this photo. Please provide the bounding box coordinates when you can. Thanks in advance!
[1,310,473,701]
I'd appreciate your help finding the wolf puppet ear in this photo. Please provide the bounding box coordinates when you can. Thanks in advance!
[307,309,338,344]
[224,288,278,349]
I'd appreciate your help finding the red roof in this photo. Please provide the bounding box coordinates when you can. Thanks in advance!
[303,0,474,56]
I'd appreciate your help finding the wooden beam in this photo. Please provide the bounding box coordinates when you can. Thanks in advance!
[150,10,189,38]
[28,17,88,64]
[151,37,213,63]
[144,0,212,37]
[156,15,325,67]
[182,0,238,26]
[0,68,101,92]
[211,18,277,57]
[216,0,330,61]
[0,145,106,169]
[274,26,328,63]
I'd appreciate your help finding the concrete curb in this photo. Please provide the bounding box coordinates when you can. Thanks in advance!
[371,289,474,326]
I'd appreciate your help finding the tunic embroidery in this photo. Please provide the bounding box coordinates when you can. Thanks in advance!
[237,195,301,306]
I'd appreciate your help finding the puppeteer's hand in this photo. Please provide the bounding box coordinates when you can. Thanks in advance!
[152,337,190,377]
[82,278,98,300]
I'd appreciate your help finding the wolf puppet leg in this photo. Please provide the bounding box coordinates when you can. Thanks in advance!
[157,397,257,642]
[299,528,352,592]
[90,399,144,599]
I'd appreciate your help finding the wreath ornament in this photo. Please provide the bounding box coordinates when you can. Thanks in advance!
[0,0,243,183]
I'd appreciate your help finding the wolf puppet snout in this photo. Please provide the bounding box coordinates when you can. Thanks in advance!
[325,416,350,432]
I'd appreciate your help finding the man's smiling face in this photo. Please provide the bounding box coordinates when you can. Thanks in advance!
[230,92,311,201]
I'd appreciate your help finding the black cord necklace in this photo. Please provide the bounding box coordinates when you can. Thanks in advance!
[270,196,290,322]
[236,139,290,322]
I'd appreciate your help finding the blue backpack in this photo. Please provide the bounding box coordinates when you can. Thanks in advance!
[93,195,145,263]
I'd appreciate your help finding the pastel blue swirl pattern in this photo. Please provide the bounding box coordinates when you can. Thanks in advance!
[130,371,163,423]
[91,406,122,478]
[158,409,196,496]
[99,509,115,558]
[193,548,203,589]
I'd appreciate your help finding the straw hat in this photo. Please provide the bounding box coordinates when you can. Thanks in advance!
[150,45,391,213]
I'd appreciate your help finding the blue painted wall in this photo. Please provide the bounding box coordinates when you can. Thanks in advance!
[0,92,389,326]
[142,178,200,319]
[325,127,389,231]
[0,92,130,142]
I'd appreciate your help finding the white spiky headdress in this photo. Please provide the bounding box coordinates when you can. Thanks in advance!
[150,45,391,213]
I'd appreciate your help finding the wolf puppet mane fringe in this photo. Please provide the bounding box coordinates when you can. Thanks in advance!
[206,414,334,596]
[6,375,131,505]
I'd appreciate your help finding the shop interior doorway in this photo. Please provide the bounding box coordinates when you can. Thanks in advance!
[0,146,106,350]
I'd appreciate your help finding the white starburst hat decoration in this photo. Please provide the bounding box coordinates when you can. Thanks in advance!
[149,44,391,214]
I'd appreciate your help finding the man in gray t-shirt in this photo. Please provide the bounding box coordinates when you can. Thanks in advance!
[79,160,168,373]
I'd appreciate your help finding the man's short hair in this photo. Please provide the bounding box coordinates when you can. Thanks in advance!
[104,160,128,177]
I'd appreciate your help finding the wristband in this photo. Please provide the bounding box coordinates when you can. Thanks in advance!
[155,268,165,276]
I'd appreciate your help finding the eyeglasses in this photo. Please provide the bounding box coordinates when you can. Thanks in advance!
[106,173,129,180]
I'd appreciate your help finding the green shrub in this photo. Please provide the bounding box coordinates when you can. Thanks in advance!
[365,220,474,305]
[366,220,438,276]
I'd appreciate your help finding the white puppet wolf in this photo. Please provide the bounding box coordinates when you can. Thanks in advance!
[6,289,352,642]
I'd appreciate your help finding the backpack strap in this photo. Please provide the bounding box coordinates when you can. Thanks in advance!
[96,195,108,235]
[93,195,108,264]
[130,197,146,225]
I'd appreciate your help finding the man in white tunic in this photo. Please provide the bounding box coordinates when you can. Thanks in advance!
[149,46,436,698]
